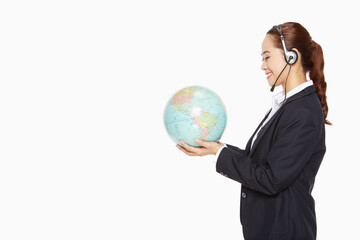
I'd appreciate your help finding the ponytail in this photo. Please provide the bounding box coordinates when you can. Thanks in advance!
[267,22,332,125]
[309,41,332,125]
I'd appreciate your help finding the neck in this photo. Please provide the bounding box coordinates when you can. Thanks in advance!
[281,66,307,93]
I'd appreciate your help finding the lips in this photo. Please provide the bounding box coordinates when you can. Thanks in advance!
[266,72,272,80]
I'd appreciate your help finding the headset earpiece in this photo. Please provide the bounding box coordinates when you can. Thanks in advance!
[285,50,298,65]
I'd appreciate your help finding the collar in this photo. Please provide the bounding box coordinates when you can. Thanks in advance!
[272,80,314,106]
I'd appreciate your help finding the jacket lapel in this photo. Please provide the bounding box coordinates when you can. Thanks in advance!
[245,108,272,155]
[248,85,316,156]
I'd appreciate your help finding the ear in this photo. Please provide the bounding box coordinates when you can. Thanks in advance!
[291,48,301,57]
[291,48,300,55]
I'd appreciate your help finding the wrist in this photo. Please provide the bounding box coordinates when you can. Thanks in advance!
[213,142,224,155]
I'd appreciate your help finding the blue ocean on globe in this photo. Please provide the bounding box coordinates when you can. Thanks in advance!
[164,86,227,147]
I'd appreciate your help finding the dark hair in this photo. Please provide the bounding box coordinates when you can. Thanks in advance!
[267,22,332,125]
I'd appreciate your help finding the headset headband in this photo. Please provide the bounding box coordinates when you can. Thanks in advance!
[273,24,298,65]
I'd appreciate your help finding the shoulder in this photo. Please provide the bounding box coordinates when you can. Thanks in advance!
[279,97,323,129]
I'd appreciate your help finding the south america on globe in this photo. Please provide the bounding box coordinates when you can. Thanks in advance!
[164,86,227,147]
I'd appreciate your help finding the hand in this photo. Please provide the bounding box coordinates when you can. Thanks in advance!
[176,139,224,157]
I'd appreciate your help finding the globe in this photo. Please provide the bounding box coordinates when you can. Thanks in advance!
[164,86,227,147]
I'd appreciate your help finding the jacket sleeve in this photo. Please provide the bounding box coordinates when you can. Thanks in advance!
[225,144,246,155]
[216,108,322,196]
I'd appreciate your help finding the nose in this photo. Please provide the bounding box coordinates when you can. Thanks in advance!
[261,60,267,71]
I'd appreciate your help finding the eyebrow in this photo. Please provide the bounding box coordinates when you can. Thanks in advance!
[261,51,270,56]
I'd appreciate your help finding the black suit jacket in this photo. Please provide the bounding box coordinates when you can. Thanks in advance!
[216,85,326,240]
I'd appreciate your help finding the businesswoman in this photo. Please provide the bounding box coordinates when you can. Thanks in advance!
[177,22,331,240]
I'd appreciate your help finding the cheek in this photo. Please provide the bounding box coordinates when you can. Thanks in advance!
[269,61,283,75]
[268,54,287,73]
[267,62,276,73]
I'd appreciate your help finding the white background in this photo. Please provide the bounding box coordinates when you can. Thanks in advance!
[0,0,359,239]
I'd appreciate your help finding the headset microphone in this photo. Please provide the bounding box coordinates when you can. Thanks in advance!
[270,63,288,92]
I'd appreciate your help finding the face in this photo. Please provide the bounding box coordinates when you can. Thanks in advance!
[261,34,288,86]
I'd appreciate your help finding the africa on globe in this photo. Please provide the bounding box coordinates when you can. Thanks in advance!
[164,86,227,147]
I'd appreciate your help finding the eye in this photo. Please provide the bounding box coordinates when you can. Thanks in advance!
[261,56,270,62]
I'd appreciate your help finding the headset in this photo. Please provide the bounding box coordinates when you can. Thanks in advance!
[273,25,298,65]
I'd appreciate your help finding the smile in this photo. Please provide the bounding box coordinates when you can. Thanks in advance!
[266,72,272,80]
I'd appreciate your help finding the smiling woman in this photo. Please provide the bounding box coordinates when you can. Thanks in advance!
[177,22,332,240]
[264,23,331,125]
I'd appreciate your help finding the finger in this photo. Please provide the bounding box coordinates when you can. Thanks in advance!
[176,144,198,156]
[180,142,208,157]
[194,138,209,148]
[180,141,199,154]
[179,141,206,156]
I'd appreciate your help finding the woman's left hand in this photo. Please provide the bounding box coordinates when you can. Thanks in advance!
[176,139,223,157]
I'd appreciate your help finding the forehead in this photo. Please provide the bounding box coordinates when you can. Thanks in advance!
[261,34,276,54]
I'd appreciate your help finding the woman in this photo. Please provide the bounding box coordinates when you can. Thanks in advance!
[177,22,331,240]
